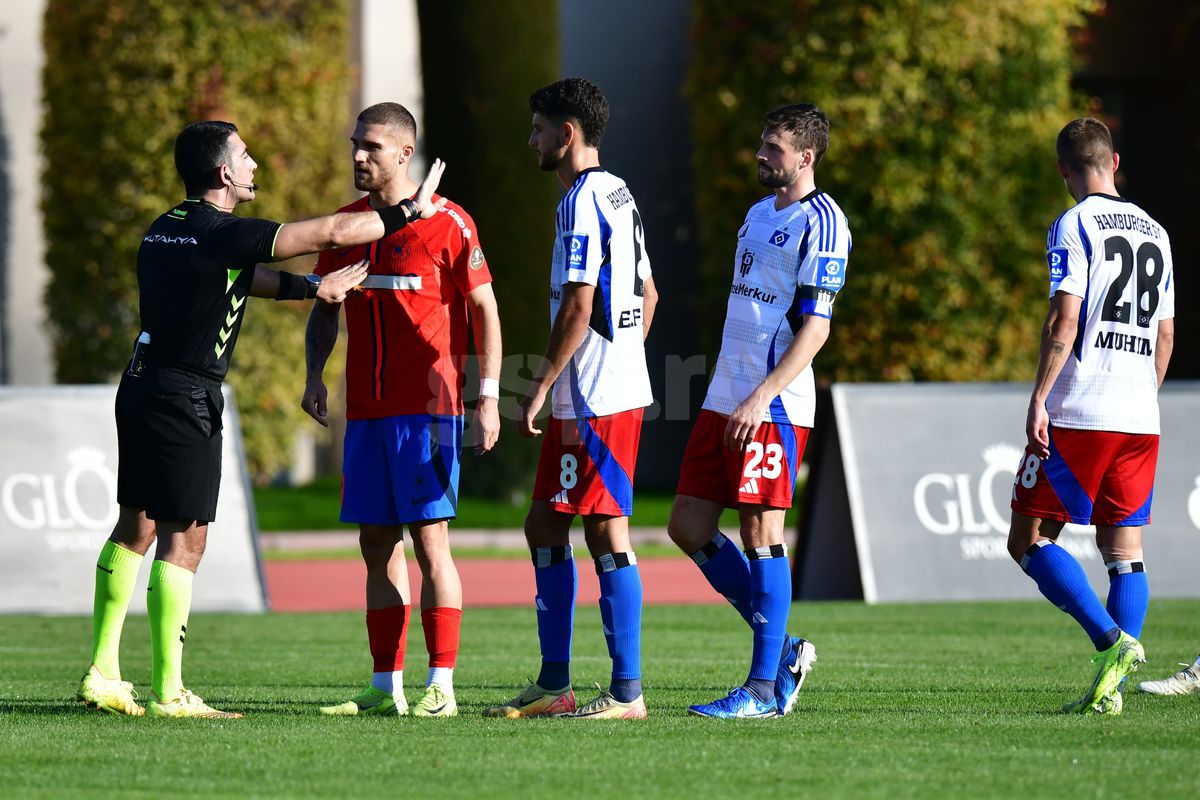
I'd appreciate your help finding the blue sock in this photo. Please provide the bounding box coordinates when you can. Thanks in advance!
[1105,560,1148,640]
[596,553,643,703]
[1022,541,1120,651]
[533,545,576,690]
[690,532,754,625]
[747,545,791,685]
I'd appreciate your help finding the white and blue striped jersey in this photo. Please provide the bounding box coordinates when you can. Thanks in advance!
[1045,193,1174,434]
[702,191,851,427]
[549,168,654,419]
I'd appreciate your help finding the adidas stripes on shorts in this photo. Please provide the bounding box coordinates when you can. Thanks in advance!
[676,409,809,509]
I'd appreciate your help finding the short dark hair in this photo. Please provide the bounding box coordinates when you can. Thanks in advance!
[175,120,239,195]
[529,77,609,147]
[763,104,830,166]
[1057,117,1113,173]
[357,102,417,140]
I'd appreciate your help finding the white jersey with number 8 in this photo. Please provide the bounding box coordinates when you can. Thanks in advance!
[549,168,653,420]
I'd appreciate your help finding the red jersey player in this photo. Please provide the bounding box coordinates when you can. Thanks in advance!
[303,103,502,718]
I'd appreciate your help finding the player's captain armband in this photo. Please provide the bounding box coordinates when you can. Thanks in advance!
[798,286,837,319]
[814,255,846,291]
[1047,247,1069,291]
[564,234,589,277]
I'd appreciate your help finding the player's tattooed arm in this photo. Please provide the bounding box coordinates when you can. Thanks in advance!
[300,294,342,428]
[1025,291,1082,457]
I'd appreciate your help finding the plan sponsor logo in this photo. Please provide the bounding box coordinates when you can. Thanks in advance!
[565,234,589,271]
[815,256,844,290]
[1047,247,1068,287]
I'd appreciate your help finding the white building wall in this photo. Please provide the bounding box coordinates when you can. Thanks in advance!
[0,1,52,385]
[360,0,425,169]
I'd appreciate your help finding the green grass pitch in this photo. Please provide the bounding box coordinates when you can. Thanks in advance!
[3,600,1199,798]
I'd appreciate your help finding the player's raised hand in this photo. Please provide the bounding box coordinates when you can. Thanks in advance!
[517,389,546,438]
[1025,400,1052,458]
[317,259,369,303]
[301,379,329,427]
[474,397,500,454]
[413,158,449,219]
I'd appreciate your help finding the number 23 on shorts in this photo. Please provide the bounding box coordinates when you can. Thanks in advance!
[744,442,784,480]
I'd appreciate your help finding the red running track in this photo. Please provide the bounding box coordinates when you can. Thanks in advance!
[265,558,721,612]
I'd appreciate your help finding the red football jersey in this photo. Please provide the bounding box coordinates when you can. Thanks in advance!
[315,194,492,418]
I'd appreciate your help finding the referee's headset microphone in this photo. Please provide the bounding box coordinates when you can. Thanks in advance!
[224,169,259,192]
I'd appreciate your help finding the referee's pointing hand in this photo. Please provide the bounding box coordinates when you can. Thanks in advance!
[316,259,369,304]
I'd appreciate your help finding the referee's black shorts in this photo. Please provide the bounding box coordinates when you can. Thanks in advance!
[115,367,225,523]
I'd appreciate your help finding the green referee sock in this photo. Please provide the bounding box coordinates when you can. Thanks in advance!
[147,560,194,701]
[90,540,144,679]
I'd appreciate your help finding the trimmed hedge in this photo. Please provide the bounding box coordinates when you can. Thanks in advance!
[689,0,1097,380]
[42,0,351,479]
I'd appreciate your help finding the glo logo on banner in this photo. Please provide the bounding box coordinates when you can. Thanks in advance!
[1,448,118,532]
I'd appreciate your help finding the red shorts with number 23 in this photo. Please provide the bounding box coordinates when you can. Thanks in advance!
[676,409,810,509]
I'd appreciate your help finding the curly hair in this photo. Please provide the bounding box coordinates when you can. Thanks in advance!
[529,77,610,147]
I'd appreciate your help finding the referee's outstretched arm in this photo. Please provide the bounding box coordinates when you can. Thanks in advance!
[271,158,446,260]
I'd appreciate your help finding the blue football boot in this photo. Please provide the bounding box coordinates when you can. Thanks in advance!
[687,686,777,719]
[775,636,817,715]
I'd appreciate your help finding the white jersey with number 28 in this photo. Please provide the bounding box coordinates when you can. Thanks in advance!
[1045,193,1174,434]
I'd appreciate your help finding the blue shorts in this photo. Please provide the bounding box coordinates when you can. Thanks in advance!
[341,414,462,526]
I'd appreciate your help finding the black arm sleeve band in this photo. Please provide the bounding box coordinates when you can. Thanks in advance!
[376,201,414,237]
[274,270,309,301]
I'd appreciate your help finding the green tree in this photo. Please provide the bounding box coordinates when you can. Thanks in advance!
[417,0,560,498]
[42,0,351,479]
[689,0,1098,380]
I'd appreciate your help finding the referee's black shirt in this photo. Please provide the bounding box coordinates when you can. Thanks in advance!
[136,199,282,382]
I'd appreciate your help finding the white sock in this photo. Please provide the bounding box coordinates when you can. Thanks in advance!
[371,670,403,697]
[427,667,454,689]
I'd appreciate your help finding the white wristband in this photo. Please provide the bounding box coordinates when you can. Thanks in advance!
[479,377,500,399]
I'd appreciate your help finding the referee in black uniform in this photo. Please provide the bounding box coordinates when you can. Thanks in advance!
[76,120,447,719]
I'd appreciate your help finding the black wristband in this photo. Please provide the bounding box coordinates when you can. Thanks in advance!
[376,200,416,237]
[274,270,309,301]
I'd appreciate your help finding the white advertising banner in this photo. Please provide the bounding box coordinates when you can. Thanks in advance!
[800,383,1200,603]
[0,386,267,613]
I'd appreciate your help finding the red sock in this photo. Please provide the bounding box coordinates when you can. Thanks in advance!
[422,607,462,668]
[366,604,410,672]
